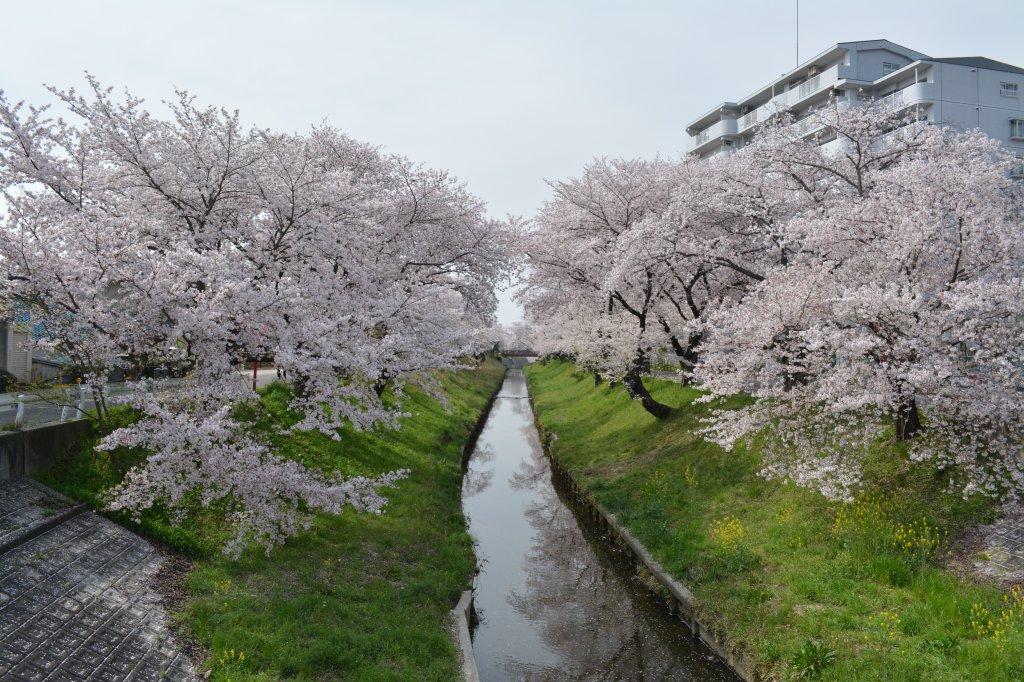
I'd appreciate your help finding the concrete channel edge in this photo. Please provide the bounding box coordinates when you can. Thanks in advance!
[526,389,758,682]
[451,362,507,681]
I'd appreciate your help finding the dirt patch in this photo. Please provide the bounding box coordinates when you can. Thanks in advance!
[150,547,209,674]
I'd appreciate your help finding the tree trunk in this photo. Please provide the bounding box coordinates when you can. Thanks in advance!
[623,365,671,419]
[659,317,700,385]
[593,372,603,387]
[678,332,701,385]
[895,396,922,441]
[90,383,108,430]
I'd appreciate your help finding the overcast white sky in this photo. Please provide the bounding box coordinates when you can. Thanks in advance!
[5,0,1023,323]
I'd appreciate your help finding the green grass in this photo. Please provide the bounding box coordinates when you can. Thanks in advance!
[526,360,1023,681]
[38,358,505,680]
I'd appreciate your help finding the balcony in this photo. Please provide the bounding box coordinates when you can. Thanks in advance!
[737,109,757,130]
[798,75,822,99]
[688,117,738,153]
[736,64,843,135]
[792,116,821,137]
[785,64,841,107]
[872,81,937,111]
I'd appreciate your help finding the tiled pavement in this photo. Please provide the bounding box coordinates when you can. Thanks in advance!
[0,479,196,681]
[0,479,73,548]
[971,502,1024,583]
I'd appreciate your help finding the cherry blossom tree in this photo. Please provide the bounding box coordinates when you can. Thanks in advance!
[523,157,688,417]
[696,100,1024,501]
[492,319,536,353]
[0,78,513,554]
[527,98,1024,501]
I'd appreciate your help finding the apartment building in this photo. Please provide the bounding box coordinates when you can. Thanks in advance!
[685,39,1024,176]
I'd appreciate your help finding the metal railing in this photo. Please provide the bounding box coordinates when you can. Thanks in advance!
[879,89,906,109]
[797,75,822,100]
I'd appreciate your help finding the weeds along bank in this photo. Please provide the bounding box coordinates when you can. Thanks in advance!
[525,360,1022,681]
[36,358,506,681]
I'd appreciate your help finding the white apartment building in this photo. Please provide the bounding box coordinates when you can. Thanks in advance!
[685,39,1024,176]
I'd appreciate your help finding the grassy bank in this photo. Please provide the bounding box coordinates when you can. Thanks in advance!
[526,360,1022,681]
[38,358,505,681]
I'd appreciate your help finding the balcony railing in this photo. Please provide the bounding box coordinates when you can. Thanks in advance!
[798,75,822,99]
[689,118,738,152]
[737,64,842,135]
[793,117,816,136]
[865,81,936,111]
[879,89,905,109]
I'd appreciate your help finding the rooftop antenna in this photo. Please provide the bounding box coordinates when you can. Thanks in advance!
[796,0,800,66]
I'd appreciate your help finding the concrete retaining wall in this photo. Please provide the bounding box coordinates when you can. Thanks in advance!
[449,587,480,682]
[529,399,758,682]
[451,365,506,681]
[0,419,90,480]
[460,368,506,470]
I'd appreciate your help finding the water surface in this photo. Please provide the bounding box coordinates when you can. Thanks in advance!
[463,369,737,681]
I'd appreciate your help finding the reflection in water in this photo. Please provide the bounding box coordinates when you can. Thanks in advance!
[463,442,496,497]
[463,371,737,681]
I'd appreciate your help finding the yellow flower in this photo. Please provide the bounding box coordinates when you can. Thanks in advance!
[709,516,746,546]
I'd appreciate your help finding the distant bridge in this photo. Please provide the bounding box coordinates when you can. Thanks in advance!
[501,349,537,357]
[500,351,538,369]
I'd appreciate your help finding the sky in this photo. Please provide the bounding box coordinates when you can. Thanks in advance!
[5,0,1023,324]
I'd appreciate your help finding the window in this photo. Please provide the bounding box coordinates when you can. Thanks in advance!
[1001,82,1020,98]
[1011,119,1024,140]
[882,61,902,75]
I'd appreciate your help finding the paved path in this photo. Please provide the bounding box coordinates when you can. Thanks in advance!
[0,479,196,681]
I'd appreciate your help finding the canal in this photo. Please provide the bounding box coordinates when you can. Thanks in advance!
[462,368,737,681]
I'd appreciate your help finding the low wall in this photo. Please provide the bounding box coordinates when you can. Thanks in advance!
[459,367,506,470]
[0,419,90,480]
[529,397,758,682]
[449,587,480,682]
[451,365,505,681]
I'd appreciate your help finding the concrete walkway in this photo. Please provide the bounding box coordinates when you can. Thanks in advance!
[0,479,196,680]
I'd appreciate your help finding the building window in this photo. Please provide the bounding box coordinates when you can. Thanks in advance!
[1001,82,1020,98]
[882,61,902,75]
[1011,119,1024,140]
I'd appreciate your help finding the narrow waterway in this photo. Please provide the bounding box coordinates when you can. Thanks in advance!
[463,369,737,681]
